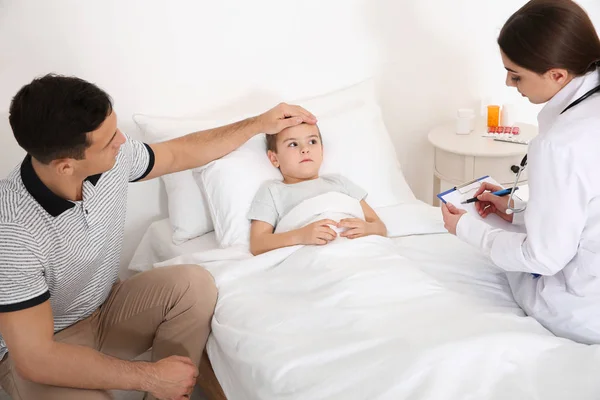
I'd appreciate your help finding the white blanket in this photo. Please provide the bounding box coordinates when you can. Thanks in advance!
[156,195,600,400]
[274,191,365,235]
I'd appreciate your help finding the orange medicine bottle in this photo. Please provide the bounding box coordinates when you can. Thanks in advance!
[487,105,500,127]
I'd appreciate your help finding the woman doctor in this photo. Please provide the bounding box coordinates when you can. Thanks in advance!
[442,0,600,345]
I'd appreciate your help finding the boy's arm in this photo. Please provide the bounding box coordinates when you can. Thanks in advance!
[361,200,387,236]
[250,221,301,256]
[249,219,339,256]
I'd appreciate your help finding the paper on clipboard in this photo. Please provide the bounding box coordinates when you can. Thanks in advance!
[457,180,487,194]
[438,176,524,233]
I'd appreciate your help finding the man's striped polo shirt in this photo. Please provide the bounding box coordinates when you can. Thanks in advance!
[0,136,155,360]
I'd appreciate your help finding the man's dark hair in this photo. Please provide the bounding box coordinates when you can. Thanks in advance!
[9,74,113,164]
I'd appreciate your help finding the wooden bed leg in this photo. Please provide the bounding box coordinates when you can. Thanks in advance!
[197,350,227,400]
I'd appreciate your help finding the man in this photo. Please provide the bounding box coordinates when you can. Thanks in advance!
[0,74,316,400]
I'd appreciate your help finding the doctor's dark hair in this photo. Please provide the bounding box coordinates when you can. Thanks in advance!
[498,0,600,76]
[9,74,113,164]
[266,123,322,153]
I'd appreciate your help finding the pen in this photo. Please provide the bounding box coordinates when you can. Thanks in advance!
[460,187,518,204]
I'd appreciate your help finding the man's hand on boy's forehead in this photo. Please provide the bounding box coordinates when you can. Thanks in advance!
[257,102,317,135]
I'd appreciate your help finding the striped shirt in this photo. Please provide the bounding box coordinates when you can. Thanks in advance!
[0,136,155,359]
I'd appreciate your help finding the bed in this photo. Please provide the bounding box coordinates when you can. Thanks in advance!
[129,80,600,399]
[129,207,600,400]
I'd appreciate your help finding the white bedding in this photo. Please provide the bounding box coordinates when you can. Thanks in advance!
[144,195,600,400]
[128,219,219,272]
[127,201,445,272]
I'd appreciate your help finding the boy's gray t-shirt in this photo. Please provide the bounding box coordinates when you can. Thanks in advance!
[247,174,367,227]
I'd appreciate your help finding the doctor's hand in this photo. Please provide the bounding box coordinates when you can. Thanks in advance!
[473,182,514,223]
[441,203,467,235]
[256,103,317,135]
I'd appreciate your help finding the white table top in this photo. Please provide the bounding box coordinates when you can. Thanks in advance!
[427,119,538,157]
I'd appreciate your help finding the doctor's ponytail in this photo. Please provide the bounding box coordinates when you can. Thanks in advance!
[498,0,600,76]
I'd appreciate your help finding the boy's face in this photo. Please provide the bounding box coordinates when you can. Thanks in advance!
[268,123,323,182]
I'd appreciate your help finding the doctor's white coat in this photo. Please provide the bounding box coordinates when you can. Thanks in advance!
[457,69,600,344]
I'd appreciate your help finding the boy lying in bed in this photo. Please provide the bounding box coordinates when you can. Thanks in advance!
[248,122,387,255]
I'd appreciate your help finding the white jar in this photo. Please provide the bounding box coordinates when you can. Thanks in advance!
[456,108,475,134]
[501,103,515,126]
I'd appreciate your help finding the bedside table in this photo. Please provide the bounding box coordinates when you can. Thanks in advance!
[427,119,538,205]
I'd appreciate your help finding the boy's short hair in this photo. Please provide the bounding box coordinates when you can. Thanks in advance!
[266,123,322,153]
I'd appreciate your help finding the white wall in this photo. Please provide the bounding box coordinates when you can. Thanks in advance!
[1,0,599,274]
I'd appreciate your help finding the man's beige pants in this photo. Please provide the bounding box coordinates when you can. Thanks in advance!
[0,265,218,400]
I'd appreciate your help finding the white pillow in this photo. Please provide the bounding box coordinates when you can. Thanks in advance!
[197,97,416,248]
[132,115,218,244]
[318,101,416,207]
[287,78,378,117]
[194,134,281,247]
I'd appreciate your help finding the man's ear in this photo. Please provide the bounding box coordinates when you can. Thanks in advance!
[267,150,279,168]
[51,158,76,177]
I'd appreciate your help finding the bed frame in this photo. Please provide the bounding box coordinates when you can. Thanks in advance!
[197,350,227,399]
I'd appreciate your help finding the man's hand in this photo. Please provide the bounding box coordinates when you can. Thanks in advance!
[144,356,199,400]
[256,103,317,135]
[441,203,467,235]
[297,219,338,245]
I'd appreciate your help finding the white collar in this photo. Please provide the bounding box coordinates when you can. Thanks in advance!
[537,69,600,132]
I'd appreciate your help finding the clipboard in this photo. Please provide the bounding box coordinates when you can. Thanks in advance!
[437,175,491,204]
[438,176,524,233]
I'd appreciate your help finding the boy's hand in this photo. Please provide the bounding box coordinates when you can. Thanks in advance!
[339,218,371,239]
[297,219,338,245]
[256,103,317,135]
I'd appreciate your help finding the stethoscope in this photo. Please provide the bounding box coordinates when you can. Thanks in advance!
[505,75,600,215]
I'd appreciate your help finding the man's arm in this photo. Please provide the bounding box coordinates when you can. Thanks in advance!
[141,103,316,181]
[0,301,195,397]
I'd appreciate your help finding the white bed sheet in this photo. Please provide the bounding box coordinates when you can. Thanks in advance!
[127,201,445,272]
[130,205,600,400]
[128,218,219,272]
[211,234,600,400]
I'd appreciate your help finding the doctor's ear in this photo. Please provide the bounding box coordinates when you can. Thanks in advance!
[267,150,280,168]
[545,68,571,85]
